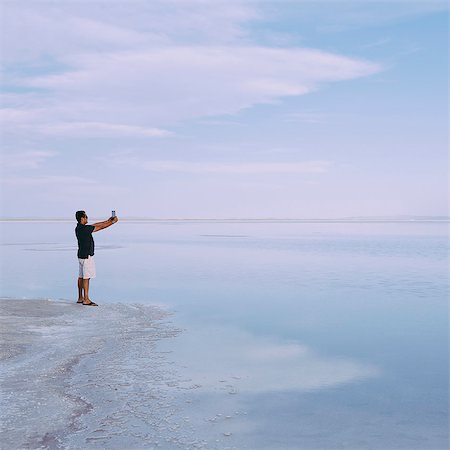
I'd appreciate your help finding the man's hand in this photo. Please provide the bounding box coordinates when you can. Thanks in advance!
[93,216,118,232]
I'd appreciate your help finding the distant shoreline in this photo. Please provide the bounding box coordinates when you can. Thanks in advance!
[1,217,449,223]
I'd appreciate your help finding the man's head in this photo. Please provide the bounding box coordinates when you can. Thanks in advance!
[75,210,88,224]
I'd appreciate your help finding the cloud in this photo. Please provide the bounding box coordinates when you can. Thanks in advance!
[1,1,382,137]
[281,0,449,33]
[0,175,128,201]
[0,175,96,186]
[147,160,332,175]
[0,150,58,169]
[106,157,333,175]
[1,0,258,64]
[7,46,380,133]
[283,112,325,124]
[0,107,47,123]
[360,37,392,49]
[37,122,172,138]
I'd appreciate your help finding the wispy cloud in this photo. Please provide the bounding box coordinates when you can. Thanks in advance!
[2,0,258,64]
[1,1,383,143]
[0,150,58,169]
[0,175,127,197]
[1,175,96,186]
[12,46,379,130]
[292,0,449,33]
[37,122,172,138]
[0,107,47,123]
[283,112,325,124]
[360,37,392,49]
[107,157,333,175]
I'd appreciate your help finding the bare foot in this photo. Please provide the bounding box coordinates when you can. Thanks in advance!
[83,299,98,306]
[77,298,83,303]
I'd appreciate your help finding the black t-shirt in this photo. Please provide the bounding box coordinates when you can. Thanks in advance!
[75,223,95,259]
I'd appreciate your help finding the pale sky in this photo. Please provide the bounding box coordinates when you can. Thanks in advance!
[0,0,448,218]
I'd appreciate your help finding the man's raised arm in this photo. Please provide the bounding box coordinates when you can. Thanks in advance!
[92,216,118,232]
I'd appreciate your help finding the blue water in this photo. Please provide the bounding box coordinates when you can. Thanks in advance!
[0,220,448,449]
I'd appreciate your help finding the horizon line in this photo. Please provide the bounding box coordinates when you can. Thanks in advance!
[1,215,449,223]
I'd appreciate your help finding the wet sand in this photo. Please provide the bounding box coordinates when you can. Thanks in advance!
[0,298,209,450]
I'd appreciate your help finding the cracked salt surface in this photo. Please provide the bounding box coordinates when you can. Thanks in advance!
[0,299,246,450]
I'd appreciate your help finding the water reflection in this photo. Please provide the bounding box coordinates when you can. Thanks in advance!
[165,325,380,394]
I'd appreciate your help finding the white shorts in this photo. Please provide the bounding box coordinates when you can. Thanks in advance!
[78,255,96,279]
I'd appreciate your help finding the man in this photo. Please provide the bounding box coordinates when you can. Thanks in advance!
[75,210,118,306]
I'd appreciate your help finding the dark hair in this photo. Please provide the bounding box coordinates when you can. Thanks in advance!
[75,210,86,223]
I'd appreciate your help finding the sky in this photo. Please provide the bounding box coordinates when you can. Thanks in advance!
[0,0,448,219]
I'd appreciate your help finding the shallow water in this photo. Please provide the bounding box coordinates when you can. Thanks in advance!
[0,220,448,449]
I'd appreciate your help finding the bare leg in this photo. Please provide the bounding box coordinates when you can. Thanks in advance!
[82,278,98,306]
[77,277,83,302]
[82,278,90,303]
